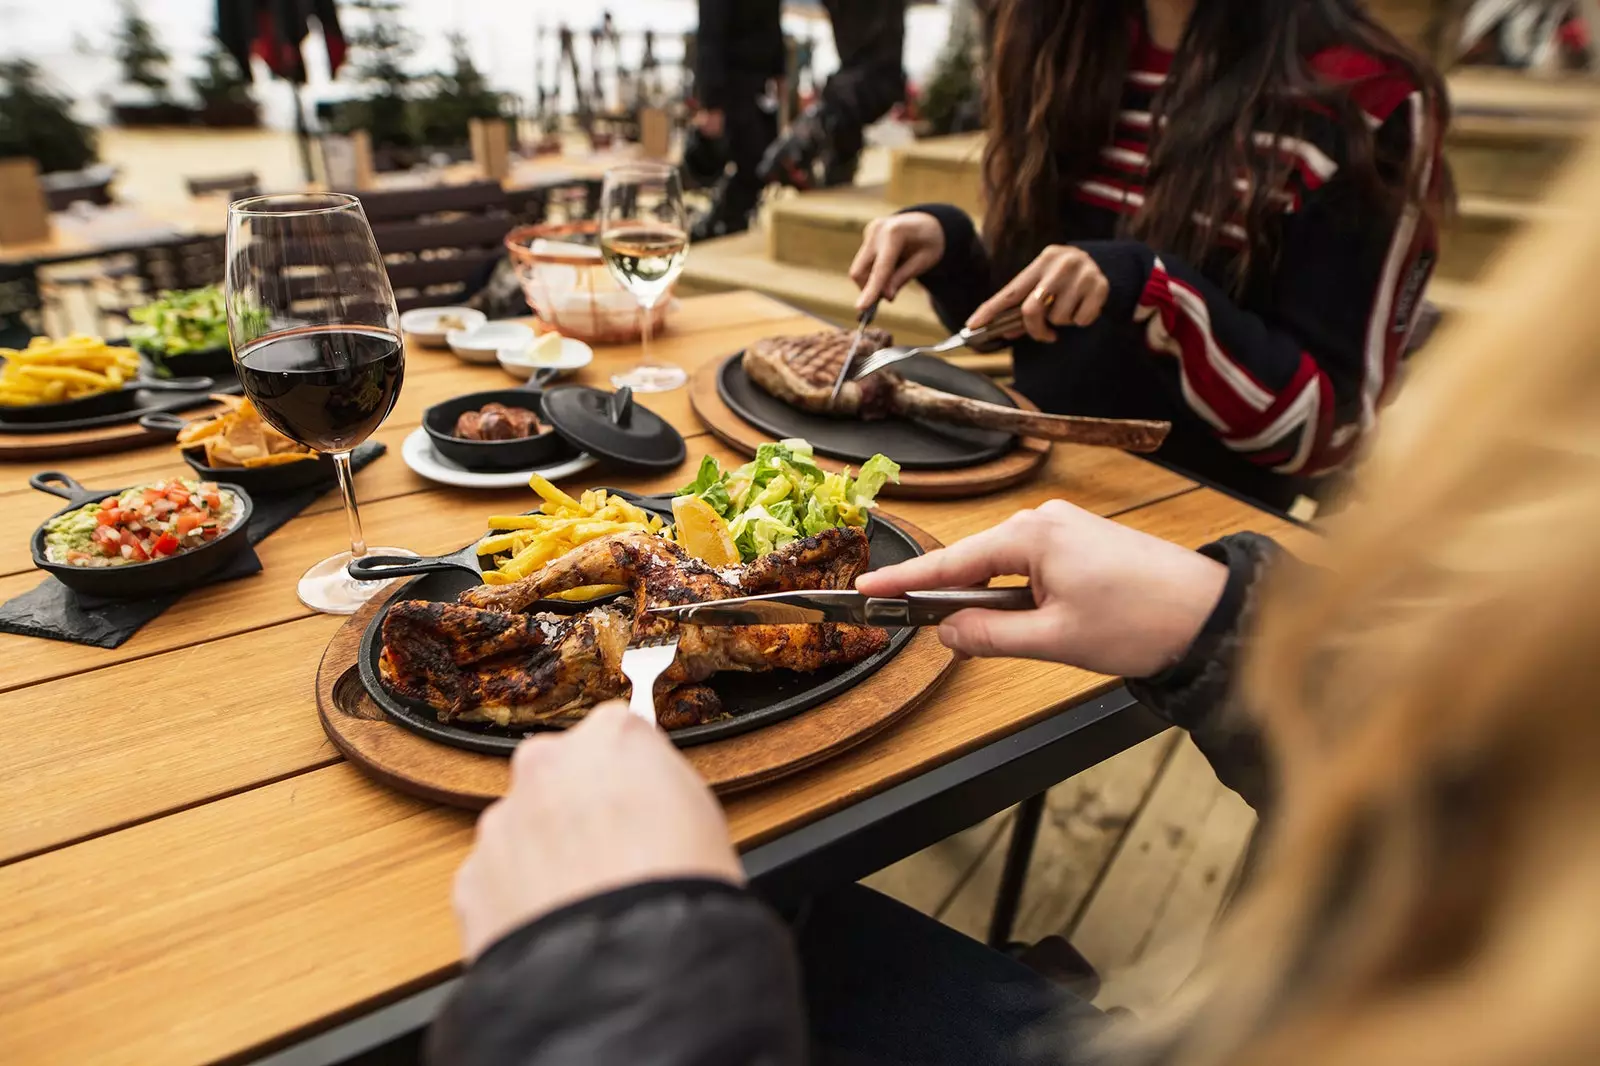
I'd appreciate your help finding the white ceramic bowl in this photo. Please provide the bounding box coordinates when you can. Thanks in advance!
[447,322,536,365]
[400,306,486,348]
[497,336,595,380]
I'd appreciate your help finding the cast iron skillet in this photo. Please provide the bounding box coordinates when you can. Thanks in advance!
[28,471,256,598]
[421,366,574,472]
[717,351,1017,469]
[351,490,921,753]
[138,411,339,496]
[133,342,236,380]
[0,374,215,424]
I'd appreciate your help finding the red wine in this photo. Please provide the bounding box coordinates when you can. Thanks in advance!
[236,326,404,453]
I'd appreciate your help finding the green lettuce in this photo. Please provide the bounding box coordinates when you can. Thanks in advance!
[680,438,900,561]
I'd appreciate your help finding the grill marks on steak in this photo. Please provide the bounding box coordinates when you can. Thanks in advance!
[743,328,899,418]
[742,329,1172,453]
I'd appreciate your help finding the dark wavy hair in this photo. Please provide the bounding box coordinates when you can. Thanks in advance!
[979,0,1452,285]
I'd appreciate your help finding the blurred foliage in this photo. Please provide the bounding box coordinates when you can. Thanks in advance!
[190,38,255,109]
[919,7,983,136]
[414,33,507,146]
[332,0,420,148]
[114,0,174,102]
[0,60,98,175]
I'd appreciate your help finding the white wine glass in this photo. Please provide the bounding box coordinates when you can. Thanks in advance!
[598,162,689,392]
[225,192,416,615]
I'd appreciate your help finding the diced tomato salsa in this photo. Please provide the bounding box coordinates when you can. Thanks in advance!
[44,478,239,568]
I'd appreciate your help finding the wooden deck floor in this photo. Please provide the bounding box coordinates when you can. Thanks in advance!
[864,730,1257,1015]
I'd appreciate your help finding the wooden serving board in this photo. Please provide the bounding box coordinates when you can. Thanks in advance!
[0,397,233,461]
[688,358,1050,499]
[318,515,957,807]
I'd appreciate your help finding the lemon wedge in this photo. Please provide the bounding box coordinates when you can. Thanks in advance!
[671,495,740,567]
[528,330,564,365]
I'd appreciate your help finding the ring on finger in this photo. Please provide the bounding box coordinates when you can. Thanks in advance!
[1030,287,1056,308]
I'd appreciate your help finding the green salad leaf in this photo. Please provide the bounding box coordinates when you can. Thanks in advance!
[128,285,230,357]
[675,438,900,562]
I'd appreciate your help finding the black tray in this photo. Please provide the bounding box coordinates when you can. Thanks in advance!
[717,351,1017,469]
[355,492,920,754]
[0,380,244,435]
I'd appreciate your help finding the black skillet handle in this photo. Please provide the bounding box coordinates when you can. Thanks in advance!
[607,385,633,426]
[29,471,90,501]
[518,366,561,392]
[136,375,216,394]
[347,554,480,582]
[138,411,190,436]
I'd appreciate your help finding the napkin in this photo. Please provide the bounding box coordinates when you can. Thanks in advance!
[0,441,386,649]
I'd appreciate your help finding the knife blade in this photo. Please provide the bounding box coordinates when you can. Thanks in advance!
[829,300,880,405]
[648,587,1035,627]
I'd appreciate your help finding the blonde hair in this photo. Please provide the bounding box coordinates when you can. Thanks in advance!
[1129,128,1600,1066]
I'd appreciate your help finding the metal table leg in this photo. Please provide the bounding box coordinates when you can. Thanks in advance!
[987,790,1045,948]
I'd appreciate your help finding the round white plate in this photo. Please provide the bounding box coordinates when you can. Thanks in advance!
[496,337,595,379]
[401,427,597,489]
[448,322,535,365]
[401,306,485,348]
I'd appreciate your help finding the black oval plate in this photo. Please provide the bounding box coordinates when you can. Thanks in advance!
[356,494,921,754]
[0,381,244,435]
[717,351,1017,470]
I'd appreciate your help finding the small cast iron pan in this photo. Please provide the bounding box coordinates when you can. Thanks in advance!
[133,342,236,380]
[28,471,256,598]
[139,411,339,496]
[421,367,573,472]
[0,374,215,424]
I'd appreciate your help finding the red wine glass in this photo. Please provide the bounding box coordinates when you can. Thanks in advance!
[225,192,416,614]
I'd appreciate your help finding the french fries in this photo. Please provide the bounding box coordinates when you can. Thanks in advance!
[475,474,668,587]
[0,335,141,406]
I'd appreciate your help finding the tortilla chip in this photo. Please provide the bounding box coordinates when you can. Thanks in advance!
[241,452,318,467]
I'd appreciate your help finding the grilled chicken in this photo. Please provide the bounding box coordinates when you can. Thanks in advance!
[743,329,1171,452]
[380,527,887,728]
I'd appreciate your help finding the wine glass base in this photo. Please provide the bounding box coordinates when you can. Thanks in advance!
[297,547,418,615]
[610,364,687,393]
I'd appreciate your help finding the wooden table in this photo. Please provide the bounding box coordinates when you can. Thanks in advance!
[0,291,1304,1066]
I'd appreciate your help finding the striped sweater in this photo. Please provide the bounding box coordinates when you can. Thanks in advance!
[913,28,1442,502]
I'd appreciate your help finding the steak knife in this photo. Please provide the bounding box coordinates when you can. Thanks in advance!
[829,300,880,405]
[647,587,1035,627]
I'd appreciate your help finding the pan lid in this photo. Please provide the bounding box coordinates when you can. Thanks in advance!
[539,385,686,472]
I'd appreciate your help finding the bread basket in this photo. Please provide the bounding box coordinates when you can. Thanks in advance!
[505,221,674,344]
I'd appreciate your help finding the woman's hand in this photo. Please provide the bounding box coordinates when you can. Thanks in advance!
[856,500,1227,678]
[967,244,1110,343]
[453,702,743,961]
[849,212,946,310]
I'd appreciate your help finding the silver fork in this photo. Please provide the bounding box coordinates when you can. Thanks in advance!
[619,633,680,725]
[850,305,1029,382]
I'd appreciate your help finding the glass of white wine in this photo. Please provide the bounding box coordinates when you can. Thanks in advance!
[598,162,690,393]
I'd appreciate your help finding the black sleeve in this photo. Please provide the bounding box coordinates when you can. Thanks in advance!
[1127,532,1281,812]
[897,202,995,332]
[428,879,805,1066]
[694,0,733,111]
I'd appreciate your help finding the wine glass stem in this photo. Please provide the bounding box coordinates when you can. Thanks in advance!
[638,297,654,364]
[332,450,367,559]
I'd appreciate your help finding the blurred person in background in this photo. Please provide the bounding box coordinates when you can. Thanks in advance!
[852,0,1450,514]
[429,123,1600,1065]
[692,0,907,239]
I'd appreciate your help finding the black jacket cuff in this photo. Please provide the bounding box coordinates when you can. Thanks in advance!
[429,878,806,1066]
[1075,240,1158,324]
[1127,532,1281,811]
[898,202,990,331]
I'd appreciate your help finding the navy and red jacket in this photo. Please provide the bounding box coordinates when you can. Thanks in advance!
[912,29,1444,508]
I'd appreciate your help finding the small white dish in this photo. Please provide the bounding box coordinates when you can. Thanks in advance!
[497,336,595,380]
[401,427,596,489]
[448,322,536,365]
[401,306,486,348]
